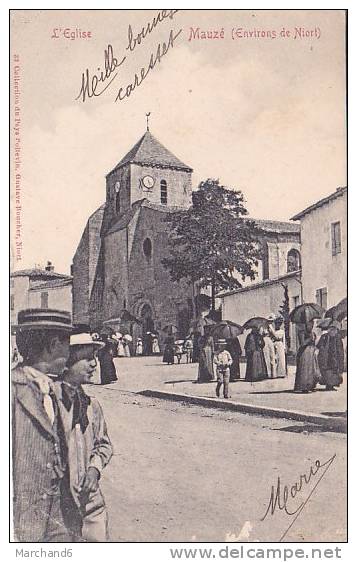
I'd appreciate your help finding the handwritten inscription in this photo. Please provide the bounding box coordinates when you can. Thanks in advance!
[76,45,126,102]
[116,29,182,101]
[261,454,336,521]
[261,453,336,541]
[126,9,178,52]
[76,10,181,103]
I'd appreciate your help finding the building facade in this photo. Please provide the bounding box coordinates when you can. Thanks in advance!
[10,262,72,325]
[291,186,347,309]
[72,130,195,342]
[219,221,302,353]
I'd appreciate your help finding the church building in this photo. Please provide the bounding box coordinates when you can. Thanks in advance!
[72,129,195,342]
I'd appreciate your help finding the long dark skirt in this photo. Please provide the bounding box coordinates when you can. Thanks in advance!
[319,369,343,388]
[197,347,215,383]
[245,351,268,382]
[230,358,241,381]
[163,345,175,364]
[99,351,117,384]
[294,343,319,392]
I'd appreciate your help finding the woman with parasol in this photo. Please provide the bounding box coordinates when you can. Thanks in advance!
[243,318,268,382]
[162,335,175,365]
[97,330,118,385]
[290,303,324,393]
[316,318,344,391]
[197,335,215,383]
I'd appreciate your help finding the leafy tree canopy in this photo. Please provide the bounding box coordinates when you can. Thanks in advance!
[162,179,263,306]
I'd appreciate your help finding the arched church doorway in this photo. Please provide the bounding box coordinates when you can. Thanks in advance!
[141,303,155,355]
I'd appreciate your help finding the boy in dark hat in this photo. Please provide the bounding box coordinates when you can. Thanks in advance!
[12,308,73,542]
[54,330,113,541]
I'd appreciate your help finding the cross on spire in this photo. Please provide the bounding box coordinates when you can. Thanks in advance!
[146,112,151,132]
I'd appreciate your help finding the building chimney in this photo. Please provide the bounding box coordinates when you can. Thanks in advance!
[45,261,54,272]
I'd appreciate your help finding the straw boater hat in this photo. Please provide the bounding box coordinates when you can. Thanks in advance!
[70,332,105,349]
[16,308,72,332]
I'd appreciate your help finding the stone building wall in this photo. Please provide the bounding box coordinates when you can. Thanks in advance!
[72,205,105,325]
[299,192,347,308]
[221,273,302,353]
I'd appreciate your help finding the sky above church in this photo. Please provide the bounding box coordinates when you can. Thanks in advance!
[11,9,346,274]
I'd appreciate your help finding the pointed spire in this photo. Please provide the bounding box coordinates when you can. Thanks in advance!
[146,112,151,132]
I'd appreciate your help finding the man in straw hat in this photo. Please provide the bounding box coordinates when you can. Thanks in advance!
[214,339,233,399]
[53,329,113,541]
[12,308,73,541]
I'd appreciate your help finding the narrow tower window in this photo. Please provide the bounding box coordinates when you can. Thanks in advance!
[143,238,152,259]
[160,180,168,205]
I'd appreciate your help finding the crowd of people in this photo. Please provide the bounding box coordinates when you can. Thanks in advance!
[162,312,346,399]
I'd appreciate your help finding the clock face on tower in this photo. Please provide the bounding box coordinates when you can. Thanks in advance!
[142,175,155,190]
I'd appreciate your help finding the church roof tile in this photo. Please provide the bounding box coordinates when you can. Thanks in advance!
[107,131,193,175]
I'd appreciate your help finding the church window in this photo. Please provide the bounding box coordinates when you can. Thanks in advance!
[143,238,152,259]
[116,192,121,214]
[331,222,341,255]
[316,287,328,309]
[287,249,301,272]
[41,292,49,308]
[160,180,168,205]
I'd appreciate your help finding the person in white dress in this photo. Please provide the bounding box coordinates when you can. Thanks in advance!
[135,338,143,356]
[123,335,131,357]
[152,335,161,354]
[274,317,286,377]
[117,336,125,357]
[263,314,277,378]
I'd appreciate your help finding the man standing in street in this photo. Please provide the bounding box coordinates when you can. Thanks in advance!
[12,308,73,542]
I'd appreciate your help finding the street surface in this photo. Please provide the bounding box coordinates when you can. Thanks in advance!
[88,359,347,542]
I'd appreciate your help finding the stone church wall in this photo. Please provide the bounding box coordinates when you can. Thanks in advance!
[72,224,90,324]
[128,206,194,342]
[102,229,129,320]
[72,205,105,325]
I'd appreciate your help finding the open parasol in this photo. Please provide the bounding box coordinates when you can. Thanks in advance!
[208,320,243,340]
[290,303,325,324]
[162,324,179,335]
[243,317,269,330]
[325,297,347,322]
[123,334,133,342]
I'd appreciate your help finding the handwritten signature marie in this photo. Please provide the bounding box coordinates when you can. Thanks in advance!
[261,453,336,541]
[75,9,181,103]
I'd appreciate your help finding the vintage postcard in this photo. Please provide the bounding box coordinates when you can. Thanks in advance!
[10,9,347,546]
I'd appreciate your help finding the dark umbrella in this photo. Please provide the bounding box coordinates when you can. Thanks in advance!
[162,324,179,335]
[243,317,269,331]
[289,303,325,324]
[325,297,347,322]
[208,320,243,340]
[100,325,114,336]
[190,317,216,336]
[120,309,142,324]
